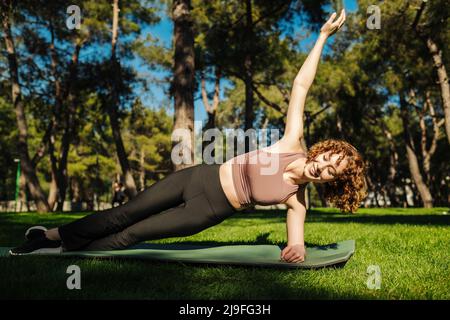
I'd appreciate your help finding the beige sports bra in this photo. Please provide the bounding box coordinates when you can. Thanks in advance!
[230,149,306,207]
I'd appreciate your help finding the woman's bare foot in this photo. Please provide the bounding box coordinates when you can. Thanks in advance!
[45,228,61,241]
[10,226,63,256]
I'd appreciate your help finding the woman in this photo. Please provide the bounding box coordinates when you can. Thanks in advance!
[10,9,367,263]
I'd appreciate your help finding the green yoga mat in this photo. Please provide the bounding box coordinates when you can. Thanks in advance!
[0,240,355,269]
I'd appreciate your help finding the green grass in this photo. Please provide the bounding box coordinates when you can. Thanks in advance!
[0,207,449,300]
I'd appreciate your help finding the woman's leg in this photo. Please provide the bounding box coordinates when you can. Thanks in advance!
[70,164,238,251]
[80,193,223,250]
[57,165,200,251]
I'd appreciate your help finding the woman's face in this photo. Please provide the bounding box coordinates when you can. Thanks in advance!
[305,151,348,183]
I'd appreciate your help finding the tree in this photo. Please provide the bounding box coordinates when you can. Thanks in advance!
[171,0,196,170]
[0,96,17,202]
[108,0,138,197]
[412,0,450,145]
[200,67,221,158]
[0,0,50,212]
[70,0,160,197]
[342,0,449,207]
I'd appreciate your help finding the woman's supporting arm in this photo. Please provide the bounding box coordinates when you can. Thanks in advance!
[286,205,306,245]
[285,186,307,245]
[280,186,307,263]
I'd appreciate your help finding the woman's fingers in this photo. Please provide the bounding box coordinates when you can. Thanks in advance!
[282,248,298,261]
[338,9,346,28]
[286,252,297,261]
[292,256,305,263]
[285,251,303,262]
[286,254,304,263]
[283,250,295,261]
[281,247,291,260]
[327,12,337,24]
[282,247,292,255]
[333,9,345,27]
[328,9,345,34]
[323,9,345,36]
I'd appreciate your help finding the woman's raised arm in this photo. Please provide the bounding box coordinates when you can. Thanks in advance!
[282,10,346,147]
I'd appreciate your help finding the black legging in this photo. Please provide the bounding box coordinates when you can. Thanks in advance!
[58,164,237,251]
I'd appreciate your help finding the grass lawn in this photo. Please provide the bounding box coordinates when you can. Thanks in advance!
[0,207,449,300]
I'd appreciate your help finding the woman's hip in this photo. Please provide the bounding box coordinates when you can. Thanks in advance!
[194,163,237,221]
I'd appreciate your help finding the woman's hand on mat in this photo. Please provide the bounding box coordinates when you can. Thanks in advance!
[320,9,346,37]
[280,244,306,263]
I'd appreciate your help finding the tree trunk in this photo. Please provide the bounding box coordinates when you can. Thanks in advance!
[365,174,379,207]
[1,1,50,212]
[418,91,444,186]
[108,0,138,197]
[172,0,195,170]
[18,171,27,212]
[381,186,389,207]
[402,181,409,208]
[373,186,380,207]
[244,0,255,149]
[399,93,433,208]
[56,41,82,211]
[426,37,450,145]
[381,122,401,206]
[47,179,57,211]
[46,25,82,211]
[201,69,220,161]
[314,184,328,207]
[47,23,61,211]
[108,102,138,197]
[139,147,145,191]
[70,177,82,211]
[47,126,61,211]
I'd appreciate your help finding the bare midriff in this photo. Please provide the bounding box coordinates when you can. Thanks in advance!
[219,161,246,211]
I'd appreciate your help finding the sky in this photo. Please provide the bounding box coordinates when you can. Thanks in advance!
[136,0,358,127]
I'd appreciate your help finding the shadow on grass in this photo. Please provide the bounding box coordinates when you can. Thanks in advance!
[136,232,277,249]
[3,208,449,229]
[135,233,338,251]
[307,214,450,226]
[231,210,450,226]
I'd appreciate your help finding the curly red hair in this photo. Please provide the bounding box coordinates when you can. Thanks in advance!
[306,139,368,213]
